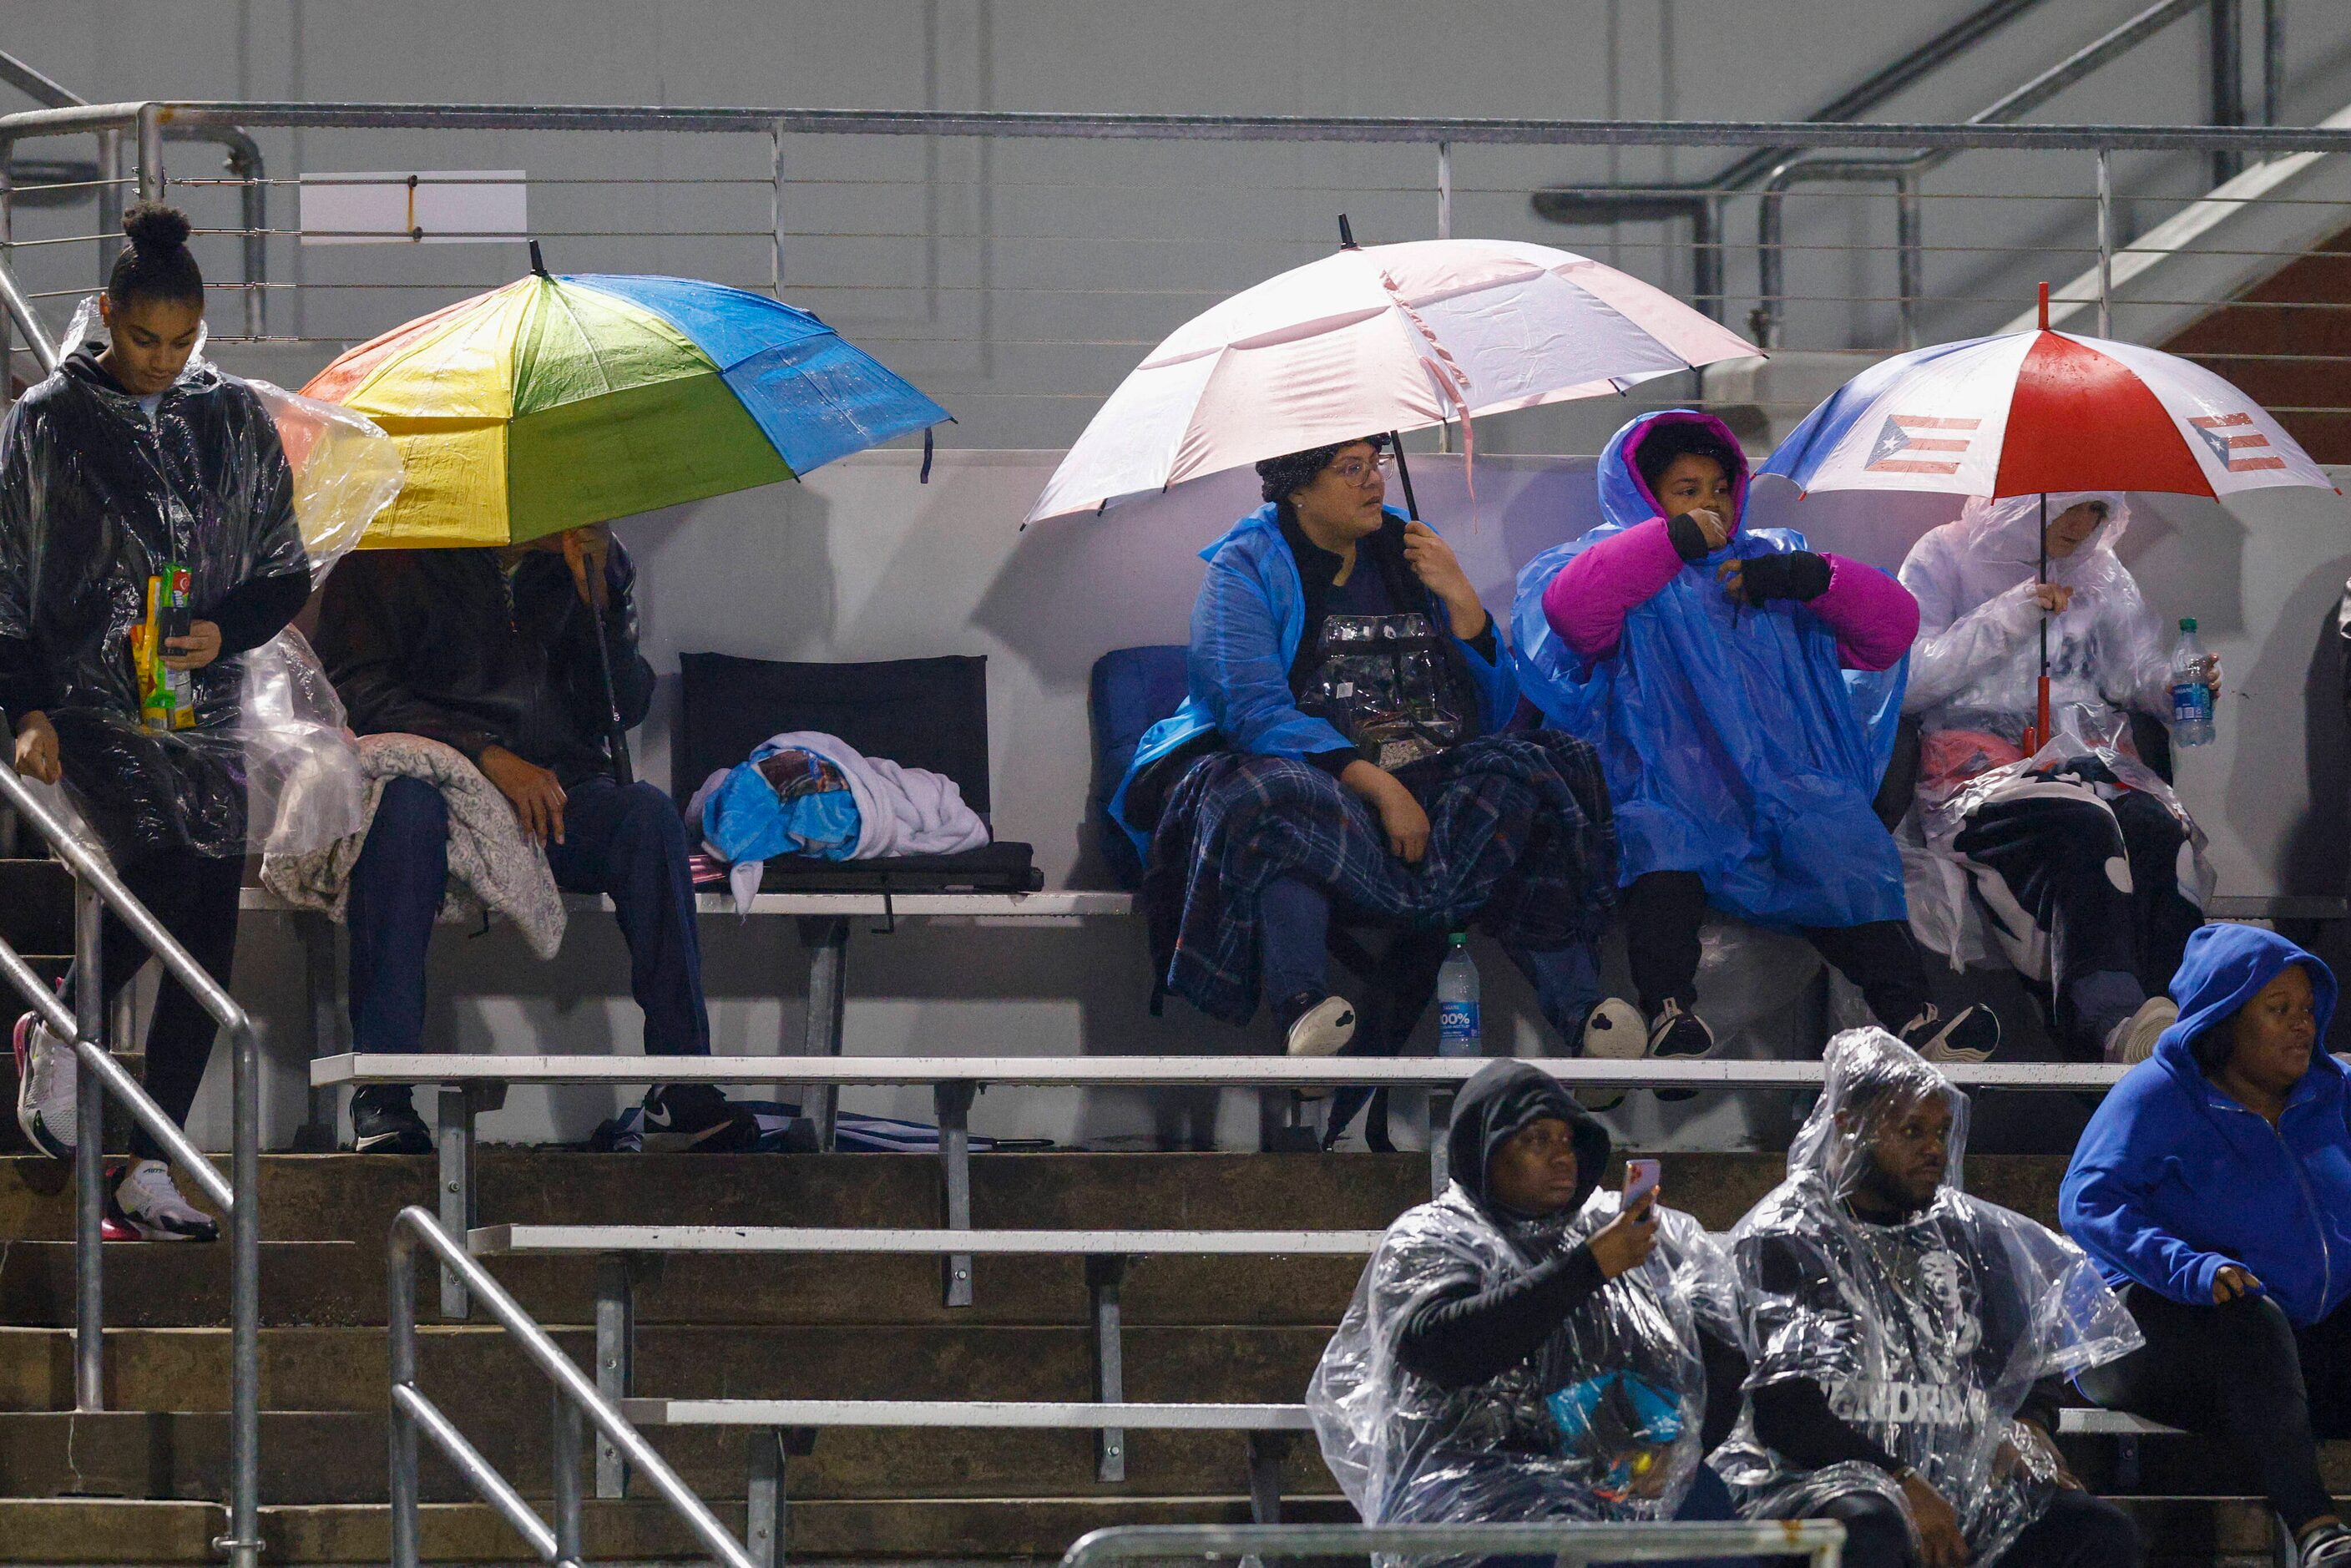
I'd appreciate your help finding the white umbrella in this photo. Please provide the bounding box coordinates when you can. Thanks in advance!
[1025,236,1760,524]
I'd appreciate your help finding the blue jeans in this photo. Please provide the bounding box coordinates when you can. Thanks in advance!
[347,775,711,1060]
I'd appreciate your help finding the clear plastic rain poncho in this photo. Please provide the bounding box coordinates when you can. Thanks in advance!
[1713,1028,2141,1564]
[1308,1064,1743,1535]
[0,300,401,860]
[1898,492,2173,796]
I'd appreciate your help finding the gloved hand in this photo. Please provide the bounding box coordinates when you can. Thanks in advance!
[1721,550,1833,606]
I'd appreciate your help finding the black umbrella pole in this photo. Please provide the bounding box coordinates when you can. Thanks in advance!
[1388,431,1423,521]
[584,575,635,788]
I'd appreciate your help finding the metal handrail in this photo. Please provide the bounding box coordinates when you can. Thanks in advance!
[1059,1521,1848,1568]
[0,757,263,1567]
[387,1206,757,1568]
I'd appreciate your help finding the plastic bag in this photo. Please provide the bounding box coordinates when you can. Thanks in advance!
[1307,1185,1737,1535]
[1509,409,1909,930]
[0,299,401,859]
[1898,492,2171,759]
[1712,1027,2142,1564]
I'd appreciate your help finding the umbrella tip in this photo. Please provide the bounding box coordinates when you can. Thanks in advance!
[2037,280,2049,331]
[1337,213,1359,250]
[529,240,549,278]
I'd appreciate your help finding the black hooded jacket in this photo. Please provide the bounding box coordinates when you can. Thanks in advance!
[1395,1060,1616,1388]
[314,543,655,787]
[0,345,309,858]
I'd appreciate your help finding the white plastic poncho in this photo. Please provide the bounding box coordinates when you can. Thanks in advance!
[1308,1065,1742,1533]
[1714,1028,2141,1563]
[1898,491,2172,771]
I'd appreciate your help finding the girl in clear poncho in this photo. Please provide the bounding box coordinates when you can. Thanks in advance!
[1307,1060,1750,1542]
[1898,493,2214,1065]
[1715,1028,2143,1568]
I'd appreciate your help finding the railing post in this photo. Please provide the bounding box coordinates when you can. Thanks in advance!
[1752,182,1784,349]
[1691,196,1723,326]
[0,140,13,413]
[1894,174,1923,351]
[2096,149,2115,337]
[388,1227,422,1568]
[594,1252,635,1498]
[1435,141,1452,240]
[72,878,103,1414]
[2210,0,2246,185]
[134,102,163,204]
[770,118,786,298]
[96,128,122,279]
[2263,0,2286,127]
[552,1388,585,1563]
[225,1018,263,1568]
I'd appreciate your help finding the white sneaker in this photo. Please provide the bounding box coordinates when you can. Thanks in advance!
[1900,1002,2001,1065]
[1282,994,1357,1059]
[109,1159,219,1242]
[1576,999,1646,1110]
[2103,995,2178,1066]
[13,1011,74,1160]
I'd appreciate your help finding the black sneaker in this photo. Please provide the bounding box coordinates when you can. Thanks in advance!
[1648,999,1716,1103]
[1899,1002,2000,1065]
[351,1089,432,1156]
[2301,1523,2351,1567]
[640,1084,759,1152]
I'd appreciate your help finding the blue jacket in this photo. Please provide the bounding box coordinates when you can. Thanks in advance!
[2060,924,2351,1327]
[1109,503,1517,854]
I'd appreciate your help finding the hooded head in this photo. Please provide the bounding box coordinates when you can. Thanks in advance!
[1952,490,2129,584]
[2160,923,2339,1093]
[1787,1027,1970,1219]
[1449,1058,1612,1221]
[1600,410,1752,539]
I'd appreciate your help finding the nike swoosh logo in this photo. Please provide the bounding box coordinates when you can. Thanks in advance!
[643,1103,673,1130]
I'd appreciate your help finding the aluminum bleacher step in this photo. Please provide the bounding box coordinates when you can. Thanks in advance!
[469,1224,1387,1257]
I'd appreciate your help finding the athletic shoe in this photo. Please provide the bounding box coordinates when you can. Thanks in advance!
[109,1159,220,1242]
[1576,998,1646,1110]
[1647,999,1716,1104]
[1899,1002,2001,1065]
[351,1090,432,1156]
[1277,990,1357,1059]
[2102,995,2178,1066]
[2300,1523,2351,1567]
[13,1011,75,1161]
[639,1084,759,1152]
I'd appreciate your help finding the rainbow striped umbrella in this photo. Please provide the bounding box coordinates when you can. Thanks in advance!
[303,266,948,548]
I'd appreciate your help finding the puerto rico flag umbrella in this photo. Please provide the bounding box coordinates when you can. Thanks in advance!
[1758,289,2333,502]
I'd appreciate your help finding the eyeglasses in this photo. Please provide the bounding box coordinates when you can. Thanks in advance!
[1327,453,1391,488]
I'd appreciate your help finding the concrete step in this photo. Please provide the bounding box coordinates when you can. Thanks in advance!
[0,1493,2289,1565]
[0,1491,1354,1564]
[0,1149,2071,1246]
[0,1323,1334,1419]
[0,1406,1337,1505]
[0,1242,370,1328]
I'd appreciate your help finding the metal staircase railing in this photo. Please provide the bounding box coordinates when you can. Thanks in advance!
[387,1206,756,1568]
[0,758,264,1568]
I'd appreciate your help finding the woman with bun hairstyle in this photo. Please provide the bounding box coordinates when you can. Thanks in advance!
[1,203,313,1240]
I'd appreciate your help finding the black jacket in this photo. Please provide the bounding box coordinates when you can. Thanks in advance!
[0,346,308,858]
[314,542,655,787]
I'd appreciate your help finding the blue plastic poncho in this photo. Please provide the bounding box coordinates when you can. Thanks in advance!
[1110,503,1517,854]
[1509,411,1907,929]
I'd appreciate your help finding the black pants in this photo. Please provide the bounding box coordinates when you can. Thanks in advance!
[1952,786,2198,1055]
[1810,1488,2138,1568]
[2076,1284,2351,1535]
[63,846,244,1162]
[1621,870,1930,1030]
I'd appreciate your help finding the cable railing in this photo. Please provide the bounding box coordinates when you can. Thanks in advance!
[0,756,262,1568]
[387,1205,757,1568]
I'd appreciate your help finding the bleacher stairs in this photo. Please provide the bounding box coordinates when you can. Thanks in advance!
[0,1143,2324,1566]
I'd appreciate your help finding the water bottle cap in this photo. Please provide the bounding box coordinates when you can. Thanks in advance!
[1447,930,1468,947]
[2180,617,2197,631]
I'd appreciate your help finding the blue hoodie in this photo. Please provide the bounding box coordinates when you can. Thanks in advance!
[2060,924,2351,1326]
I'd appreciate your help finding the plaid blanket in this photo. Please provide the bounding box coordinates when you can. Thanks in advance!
[1142,731,1617,1025]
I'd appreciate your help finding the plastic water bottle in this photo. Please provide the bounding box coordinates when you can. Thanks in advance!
[1437,932,1482,1058]
[2169,618,2216,747]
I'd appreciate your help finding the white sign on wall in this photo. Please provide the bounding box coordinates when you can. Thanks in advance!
[298,170,528,245]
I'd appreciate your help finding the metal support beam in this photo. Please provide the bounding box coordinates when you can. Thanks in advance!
[551,1390,584,1564]
[436,1082,504,1318]
[292,913,341,1151]
[2263,0,2286,126]
[1895,175,1923,350]
[796,916,849,1150]
[2096,149,2115,337]
[594,1253,636,1498]
[1088,1255,1130,1482]
[1246,1432,1289,1525]
[2212,0,2247,185]
[72,878,103,1414]
[936,1080,976,1308]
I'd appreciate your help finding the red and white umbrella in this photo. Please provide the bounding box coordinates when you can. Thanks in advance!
[1027,236,1759,524]
[1760,291,2334,501]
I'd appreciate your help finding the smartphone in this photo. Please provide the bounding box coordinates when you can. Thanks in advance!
[1622,1157,1661,1209]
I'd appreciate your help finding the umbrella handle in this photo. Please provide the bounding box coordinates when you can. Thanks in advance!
[563,529,635,787]
[2023,674,2052,756]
